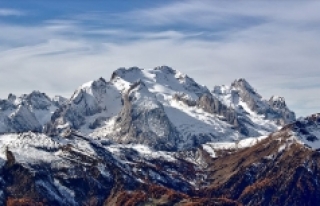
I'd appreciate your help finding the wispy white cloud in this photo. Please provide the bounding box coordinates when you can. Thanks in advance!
[0,8,25,16]
[120,1,320,26]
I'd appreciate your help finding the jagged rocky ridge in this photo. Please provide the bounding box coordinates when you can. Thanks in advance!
[0,115,319,205]
[198,113,320,206]
[0,130,241,205]
[44,66,295,150]
[0,91,64,134]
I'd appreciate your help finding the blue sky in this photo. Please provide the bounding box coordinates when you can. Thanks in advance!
[0,1,319,117]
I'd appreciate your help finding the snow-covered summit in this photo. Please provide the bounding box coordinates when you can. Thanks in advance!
[45,77,122,137]
[232,78,260,97]
[111,66,210,100]
[0,91,60,134]
[212,78,295,130]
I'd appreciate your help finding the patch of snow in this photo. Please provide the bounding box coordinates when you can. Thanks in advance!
[202,144,216,158]
[97,163,111,179]
[204,136,267,151]
[54,178,77,205]
[106,144,176,162]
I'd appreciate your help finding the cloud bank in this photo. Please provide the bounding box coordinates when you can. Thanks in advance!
[0,1,319,117]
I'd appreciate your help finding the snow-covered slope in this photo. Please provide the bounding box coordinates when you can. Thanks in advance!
[202,135,268,158]
[288,113,320,149]
[45,78,123,137]
[0,131,199,205]
[211,78,295,136]
[109,68,295,149]
[0,91,61,134]
[109,66,242,149]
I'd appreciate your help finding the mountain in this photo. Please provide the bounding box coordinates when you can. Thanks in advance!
[0,66,295,150]
[211,78,295,136]
[45,66,295,150]
[45,78,123,137]
[0,91,62,134]
[0,65,307,205]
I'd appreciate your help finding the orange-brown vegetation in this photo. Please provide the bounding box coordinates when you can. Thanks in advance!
[7,198,45,206]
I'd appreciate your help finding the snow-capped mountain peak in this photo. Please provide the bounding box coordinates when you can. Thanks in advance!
[216,78,294,120]
[232,78,259,95]
[0,91,61,134]
[111,66,209,101]
[22,90,54,110]
[45,77,123,137]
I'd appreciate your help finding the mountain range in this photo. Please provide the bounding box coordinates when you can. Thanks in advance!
[0,66,318,206]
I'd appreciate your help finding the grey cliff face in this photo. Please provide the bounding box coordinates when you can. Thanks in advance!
[231,78,262,111]
[172,93,197,107]
[197,93,250,136]
[112,81,180,151]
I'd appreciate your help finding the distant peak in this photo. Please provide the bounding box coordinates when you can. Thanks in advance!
[269,95,286,108]
[24,90,51,101]
[233,78,250,86]
[118,66,143,72]
[98,77,107,83]
[111,66,183,83]
[290,113,320,131]
[92,77,107,87]
[237,78,247,82]
[81,77,107,89]
[154,65,176,74]
[111,66,144,80]
[305,113,320,122]
[8,93,16,102]
[231,78,256,93]
[29,90,44,96]
[269,95,285,102]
